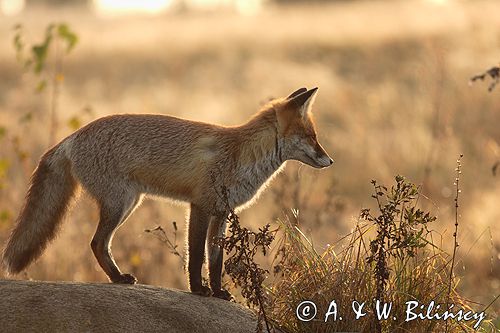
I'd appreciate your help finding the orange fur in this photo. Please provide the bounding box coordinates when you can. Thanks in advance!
[2,87,332,296]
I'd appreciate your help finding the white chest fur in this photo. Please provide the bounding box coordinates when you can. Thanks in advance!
[227,151,285,210]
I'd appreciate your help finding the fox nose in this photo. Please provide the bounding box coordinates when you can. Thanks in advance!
[329,158,334,165]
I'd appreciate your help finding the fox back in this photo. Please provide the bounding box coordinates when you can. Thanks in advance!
[65,88,331,211]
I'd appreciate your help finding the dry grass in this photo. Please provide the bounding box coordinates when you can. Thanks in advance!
[267,176,493,332]
[268,217,483,332]
[0,0,498,328]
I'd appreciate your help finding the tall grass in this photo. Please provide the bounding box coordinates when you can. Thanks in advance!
[265,176,494,333]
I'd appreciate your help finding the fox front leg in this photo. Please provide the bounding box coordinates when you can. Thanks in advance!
[187,204,211,296]
[207,214,233,300]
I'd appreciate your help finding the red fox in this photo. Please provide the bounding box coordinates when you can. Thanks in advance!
[2,87,332,299]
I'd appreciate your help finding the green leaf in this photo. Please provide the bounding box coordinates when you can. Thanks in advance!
[19,112,33,123]
[0,159,10,178]
[32,41,50,74]
[67,116,82,130]
[0,211,10,224]
[36,79,47,92]
[13,33,23,50]
[12,26,24,62]
[57,23,78,53]
[0,210,10,222]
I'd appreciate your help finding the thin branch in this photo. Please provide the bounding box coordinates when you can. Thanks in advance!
[446,154,463,332]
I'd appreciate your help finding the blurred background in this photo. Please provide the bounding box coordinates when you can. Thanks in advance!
[0,0,498,314]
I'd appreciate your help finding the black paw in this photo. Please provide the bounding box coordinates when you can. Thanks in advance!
[213,288,233,301]
[112,273,137,284]
[191,285,212,297]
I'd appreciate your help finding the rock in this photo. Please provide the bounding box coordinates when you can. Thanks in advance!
[0,279,259,333]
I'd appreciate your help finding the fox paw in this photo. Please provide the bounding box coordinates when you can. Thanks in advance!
[113,273,137,284]
[191,285,212,297]
[213,289,233,301]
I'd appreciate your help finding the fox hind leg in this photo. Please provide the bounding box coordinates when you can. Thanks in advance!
[91,192,142,284]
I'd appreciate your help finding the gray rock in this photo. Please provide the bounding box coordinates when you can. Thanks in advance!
[0,279,259,333]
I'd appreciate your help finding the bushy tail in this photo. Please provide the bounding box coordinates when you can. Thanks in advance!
[2,144,78,274]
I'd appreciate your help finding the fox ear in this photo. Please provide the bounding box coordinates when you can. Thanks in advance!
[287,87,318,118]
[287,87,308,99]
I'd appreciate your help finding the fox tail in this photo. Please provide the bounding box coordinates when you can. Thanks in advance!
[2,143,78,274]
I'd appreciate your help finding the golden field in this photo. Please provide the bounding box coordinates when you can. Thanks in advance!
[0,0,498,327]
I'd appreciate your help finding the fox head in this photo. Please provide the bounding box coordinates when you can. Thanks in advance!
[275,87,333,169]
